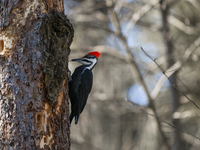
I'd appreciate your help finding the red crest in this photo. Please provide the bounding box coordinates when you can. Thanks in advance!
[88,51,101,58]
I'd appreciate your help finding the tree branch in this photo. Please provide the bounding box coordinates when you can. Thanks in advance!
[127,99,200,141]
[151,36,200,99]
[141,47,200,110]
[106,1,171,149]
[125,0,160,36]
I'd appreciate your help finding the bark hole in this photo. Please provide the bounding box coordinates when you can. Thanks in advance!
[44,137,47,143]
[27,101,33,111]
[37,114,41,122]
[36,113,42,128]
[0,40,4,52]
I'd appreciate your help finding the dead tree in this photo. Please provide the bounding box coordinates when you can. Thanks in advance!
[0,0,73,149]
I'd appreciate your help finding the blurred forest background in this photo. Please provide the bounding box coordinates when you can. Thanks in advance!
[64,0,200,150]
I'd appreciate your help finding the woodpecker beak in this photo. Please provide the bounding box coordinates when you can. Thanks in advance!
[71,58,84,62]
[71,58,90,65]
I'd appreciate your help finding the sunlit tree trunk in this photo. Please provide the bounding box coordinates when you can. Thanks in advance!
[160,1,185,150]
[0,0,73,149]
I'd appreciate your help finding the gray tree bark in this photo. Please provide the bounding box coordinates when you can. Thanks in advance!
[0,0,73,149]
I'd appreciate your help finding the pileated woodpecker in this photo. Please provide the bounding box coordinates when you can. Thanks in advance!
[69,51,101,124]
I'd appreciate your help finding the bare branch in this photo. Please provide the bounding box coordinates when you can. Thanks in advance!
[125,0,160,36]
[187,0,200,9]
[144,9,199,35]
[150,36,200,99]
[124,0,198,36]
[141,47,200,110]
[114,0,124,15]
[106,0,121,34]
[168,16,198,35]
[127,99,200,141]
[106,1,170,149]
[72,1,106,15]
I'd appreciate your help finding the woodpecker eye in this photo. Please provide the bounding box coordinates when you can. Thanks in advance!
[83,59,91,63]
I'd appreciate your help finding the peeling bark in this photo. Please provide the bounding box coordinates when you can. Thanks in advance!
[0,0,73,149]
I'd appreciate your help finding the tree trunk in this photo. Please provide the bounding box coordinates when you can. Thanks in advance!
[160,1,185,150]
[0,0,74,149]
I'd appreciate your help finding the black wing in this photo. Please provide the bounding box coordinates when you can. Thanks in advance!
[78,69,93,114]
[69,66,93,124]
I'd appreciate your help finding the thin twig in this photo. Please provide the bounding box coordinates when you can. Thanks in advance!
[151,36,200,99]
[148,9,198,35]
[125,0,160,36]
[141,47,200,110]
[127,99,200,141]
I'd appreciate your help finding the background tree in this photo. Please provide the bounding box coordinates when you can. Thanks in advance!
[0,0,73,149]
[65,0,200,150]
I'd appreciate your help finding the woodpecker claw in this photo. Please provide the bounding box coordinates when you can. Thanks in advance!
[68,69,72,82]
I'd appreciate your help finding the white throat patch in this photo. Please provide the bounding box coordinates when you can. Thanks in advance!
[86,58,97,70]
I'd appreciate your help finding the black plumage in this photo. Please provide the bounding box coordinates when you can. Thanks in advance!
[69,51,100,125]
[69,65,93,124]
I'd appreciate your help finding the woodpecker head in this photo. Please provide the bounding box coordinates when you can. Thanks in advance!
[71,51,101,70]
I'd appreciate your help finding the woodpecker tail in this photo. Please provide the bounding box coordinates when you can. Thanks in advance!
[70,113,79,125]
[75,115,79,124]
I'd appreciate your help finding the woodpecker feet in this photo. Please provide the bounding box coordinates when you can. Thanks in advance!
[68,69,72,82]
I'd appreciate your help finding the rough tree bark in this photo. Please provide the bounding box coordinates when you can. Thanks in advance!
[0,0,74,149]
[160,1,185,150]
